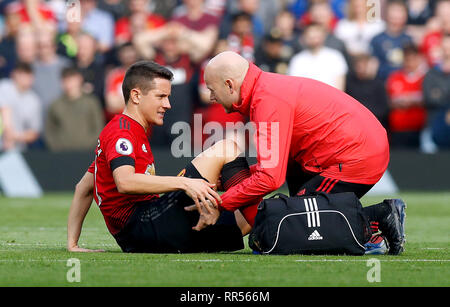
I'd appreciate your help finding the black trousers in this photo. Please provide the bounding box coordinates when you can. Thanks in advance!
[114,163,244,253]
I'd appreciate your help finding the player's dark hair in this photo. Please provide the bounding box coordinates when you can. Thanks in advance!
[122,61,173,104]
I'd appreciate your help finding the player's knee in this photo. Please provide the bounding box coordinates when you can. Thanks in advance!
[219,138,242,163]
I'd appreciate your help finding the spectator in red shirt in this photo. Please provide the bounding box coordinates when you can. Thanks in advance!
[386,43,428,148]
[114,0,166,46]
[420,0,450,66]
[5,0,57,30]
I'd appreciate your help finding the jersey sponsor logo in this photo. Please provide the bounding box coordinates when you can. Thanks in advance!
[115,138,133,155]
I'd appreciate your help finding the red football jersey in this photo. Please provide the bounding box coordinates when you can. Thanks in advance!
[88,114,158,235]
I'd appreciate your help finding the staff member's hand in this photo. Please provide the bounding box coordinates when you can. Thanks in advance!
[185,200,220,231]
[182,177,221,215]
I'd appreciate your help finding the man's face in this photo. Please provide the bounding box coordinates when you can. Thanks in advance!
[204,71,237,113]
[442,37,450,60]
[138,78,172,126]
[386,4,407,31]
[303,26,326,50]
[12,70,34,91]
[62,74,83,97]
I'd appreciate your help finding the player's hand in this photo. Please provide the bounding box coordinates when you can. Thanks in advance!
[182,178,221,215]
[216,175,224,192]
[185,200,220,231]
[68,245,105,253]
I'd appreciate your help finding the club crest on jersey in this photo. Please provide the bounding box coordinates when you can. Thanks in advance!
[115,138,133,155]
[145,163,155,175]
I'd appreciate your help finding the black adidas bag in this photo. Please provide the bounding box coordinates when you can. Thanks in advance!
[249,192,371,255]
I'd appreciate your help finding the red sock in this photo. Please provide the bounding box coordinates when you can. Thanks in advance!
[239,203,258,227]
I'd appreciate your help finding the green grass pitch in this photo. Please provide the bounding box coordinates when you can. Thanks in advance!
[0,191,449,287]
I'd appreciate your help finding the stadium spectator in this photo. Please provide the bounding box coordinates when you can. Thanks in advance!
[78,0,115,53]
[0,5,22,78]
[74,32,106,105]
[289,0,348,20]
[44,67,104,152]
[203,0,228,18]
[370,0,414,80]
[135,0,219,64]
[271,9,300,60]
[407,0,433,25]
[219,0,266,46]
[104,42,139,122]
[170,0,220,63]
[254,31,290,75]
[32,29,71,113]
[57,17,82,60]
[98,0,128,21]
[297,0,339,31]
[386,43,428,148]
[346,54,390,129]
[216,12,255,62]
[334,0,386,57]
[420,0,450,66]
[15,27,38,67]
[195,48,248,149]
[302,0,349,63]
[0,63,42,151]
[288,23,348,91]
[151,36,198,146]
[114,0,166,46]
[423,34,450,149]
[5,0,57,31]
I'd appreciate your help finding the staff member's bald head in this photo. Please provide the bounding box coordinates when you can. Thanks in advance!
[204,51,249,112]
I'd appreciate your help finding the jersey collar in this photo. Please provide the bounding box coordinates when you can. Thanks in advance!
[231,62,262,116]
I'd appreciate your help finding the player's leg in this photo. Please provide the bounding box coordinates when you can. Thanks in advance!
[188,139,251,233]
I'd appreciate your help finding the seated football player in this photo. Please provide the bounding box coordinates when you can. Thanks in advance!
[67,61,253,253]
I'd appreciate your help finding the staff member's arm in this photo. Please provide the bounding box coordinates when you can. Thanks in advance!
[219,97,295,214]
[67,171,104,252]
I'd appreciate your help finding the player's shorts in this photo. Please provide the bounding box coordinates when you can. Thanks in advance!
[113,162,244,253]
[286,163,374,199]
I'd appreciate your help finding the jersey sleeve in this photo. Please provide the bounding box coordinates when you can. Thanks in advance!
[87,161,95,174]
[103,129,138,171]
[219,95,294,211]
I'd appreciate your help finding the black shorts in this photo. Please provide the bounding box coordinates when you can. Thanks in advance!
[113,163,244,253]
[286,163,374,199]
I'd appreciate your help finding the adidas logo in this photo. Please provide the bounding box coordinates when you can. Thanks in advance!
[308,230,323,241]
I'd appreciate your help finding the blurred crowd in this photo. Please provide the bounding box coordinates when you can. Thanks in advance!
[0,0,449,153]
